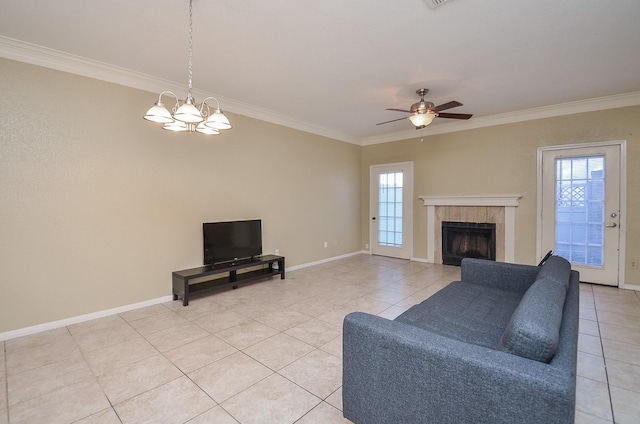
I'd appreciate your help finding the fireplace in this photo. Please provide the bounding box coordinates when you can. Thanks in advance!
[420,195,521,264]
[442,221,496,266]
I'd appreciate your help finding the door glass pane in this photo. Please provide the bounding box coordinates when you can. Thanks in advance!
[378,171,403,248]
[555,156,604,267]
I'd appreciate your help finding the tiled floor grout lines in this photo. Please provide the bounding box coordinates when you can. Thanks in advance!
[1,256,638,423]
[593,295,616,424]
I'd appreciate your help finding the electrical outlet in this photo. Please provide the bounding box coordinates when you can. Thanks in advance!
[631,259,639,270]
[324,241,328,248]
[275,249,280,255]
[365,243,369,250]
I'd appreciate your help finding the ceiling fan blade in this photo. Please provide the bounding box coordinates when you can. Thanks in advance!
[386,108,412,113]
[434,101,463,112]
[437,112,473,120]
[376,116,410,125]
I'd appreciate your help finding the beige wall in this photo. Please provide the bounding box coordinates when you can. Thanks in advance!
[2,56,638,334]
[0,58,362,333]
[362,106,640,285]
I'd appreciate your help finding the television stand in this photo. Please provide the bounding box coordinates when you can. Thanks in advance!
[172,255,285,306]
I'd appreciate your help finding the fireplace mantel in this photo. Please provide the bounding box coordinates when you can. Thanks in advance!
[419,195,522,264]
[419,195,522,207]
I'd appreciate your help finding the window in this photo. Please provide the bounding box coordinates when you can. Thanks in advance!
[378,172,403,247]
[555,156,604,267]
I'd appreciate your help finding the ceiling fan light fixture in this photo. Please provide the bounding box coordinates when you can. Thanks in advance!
[409,110,436,127]
[376,87,471,128]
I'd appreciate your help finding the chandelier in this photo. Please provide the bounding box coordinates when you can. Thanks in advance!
[143,0,231,135]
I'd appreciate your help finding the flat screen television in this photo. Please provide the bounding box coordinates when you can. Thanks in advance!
[203,220,262,266]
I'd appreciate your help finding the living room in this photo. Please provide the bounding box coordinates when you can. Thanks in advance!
[2,64,639,337]
[1,1,640,422]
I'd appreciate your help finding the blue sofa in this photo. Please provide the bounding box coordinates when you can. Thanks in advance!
[342,256,579,424]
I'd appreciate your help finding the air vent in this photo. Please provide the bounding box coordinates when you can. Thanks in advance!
[424,0,454,9]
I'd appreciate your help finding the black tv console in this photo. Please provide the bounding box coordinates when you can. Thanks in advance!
[172,255,285,306]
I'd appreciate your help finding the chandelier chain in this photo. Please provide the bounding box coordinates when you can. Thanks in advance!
[187,0,193,94]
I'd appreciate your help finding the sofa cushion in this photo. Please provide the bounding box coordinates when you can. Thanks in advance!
[394,281,523,349]
[499,277,567,363]
[536,255,571,291]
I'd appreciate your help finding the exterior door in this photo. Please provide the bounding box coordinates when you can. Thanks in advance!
[370,162,413,259]
[541,144,622,285]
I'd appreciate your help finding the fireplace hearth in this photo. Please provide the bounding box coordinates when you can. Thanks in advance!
[442,221,496,266]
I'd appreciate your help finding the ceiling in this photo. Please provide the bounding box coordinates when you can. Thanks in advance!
[1,0,639,144]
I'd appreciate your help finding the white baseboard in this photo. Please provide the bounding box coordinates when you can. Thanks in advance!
[0,251,371,342]
[411,256,429,263]
[286,250,366,272]
[622,284,640,292]
[0,295,173,342]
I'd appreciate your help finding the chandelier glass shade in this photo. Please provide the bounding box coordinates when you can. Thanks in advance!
[143,0,231,135]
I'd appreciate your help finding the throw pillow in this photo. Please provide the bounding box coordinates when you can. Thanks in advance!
[498,277,566,363]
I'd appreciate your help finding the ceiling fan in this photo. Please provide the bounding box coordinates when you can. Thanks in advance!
[377,88,473,129]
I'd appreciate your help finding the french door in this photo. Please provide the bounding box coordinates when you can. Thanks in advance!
[540,143,623,285]
[370,162,413,259]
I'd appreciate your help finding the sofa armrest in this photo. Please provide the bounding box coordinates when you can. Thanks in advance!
[460,258,540,294]
[343,312,575,424]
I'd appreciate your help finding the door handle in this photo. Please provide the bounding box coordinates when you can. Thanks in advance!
[605,223,617,228]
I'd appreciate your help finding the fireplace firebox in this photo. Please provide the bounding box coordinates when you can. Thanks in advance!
[442,221,496,266]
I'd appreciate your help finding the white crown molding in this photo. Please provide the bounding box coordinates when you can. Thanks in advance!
[362,91,640,146]
[2,36,639,147]
[0,36,360,145]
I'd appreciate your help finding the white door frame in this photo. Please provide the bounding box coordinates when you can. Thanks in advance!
[536,140,627,287]
[369,161,414,260]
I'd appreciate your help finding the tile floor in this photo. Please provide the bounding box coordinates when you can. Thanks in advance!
[1,254,639,423]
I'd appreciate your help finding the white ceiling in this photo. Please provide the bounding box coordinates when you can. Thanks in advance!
[1,0,639,144]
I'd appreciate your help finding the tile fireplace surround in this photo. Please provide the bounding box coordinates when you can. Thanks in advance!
[419,195,522,264]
